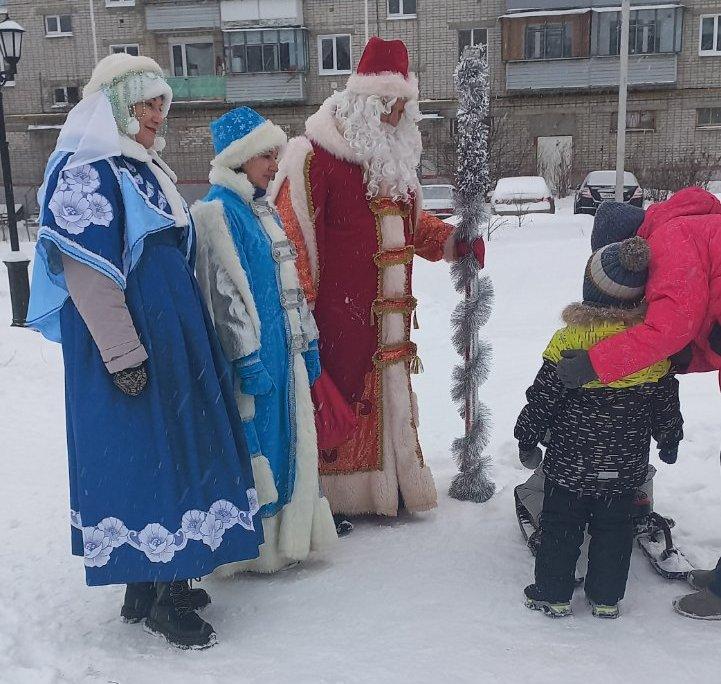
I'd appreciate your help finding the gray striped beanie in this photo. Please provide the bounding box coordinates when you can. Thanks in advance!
[583,236,650,308]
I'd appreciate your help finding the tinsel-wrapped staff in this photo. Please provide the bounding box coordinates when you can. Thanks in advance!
[448,44,496,503]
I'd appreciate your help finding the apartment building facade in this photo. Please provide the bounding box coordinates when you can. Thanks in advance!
[2,0,721,205]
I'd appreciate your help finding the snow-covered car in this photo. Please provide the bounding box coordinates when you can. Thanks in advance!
[573,170,643,215]
[490,176,555,215]
[421,184,455,218]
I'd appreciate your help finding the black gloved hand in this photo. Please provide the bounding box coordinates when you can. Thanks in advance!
[658,443,678,464]
[669,344,693,373]
[709,322,721,356]
[556,349,598,389]
[112,362,148,397]
[519,445,543,469]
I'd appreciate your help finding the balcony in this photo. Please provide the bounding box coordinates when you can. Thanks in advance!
[145,1,220,31]
[226,72,305,104]
[220,0,303,28]
[167,75,226,101]
[506,0,676,11]
[505,53,677,92]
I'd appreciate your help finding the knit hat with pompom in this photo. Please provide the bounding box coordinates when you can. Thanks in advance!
[583,236,650,308]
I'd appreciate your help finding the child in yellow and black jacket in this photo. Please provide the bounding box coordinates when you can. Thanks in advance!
[515,236,683,619]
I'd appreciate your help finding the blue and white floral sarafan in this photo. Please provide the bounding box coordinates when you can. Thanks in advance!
[27,148,263,586]
[192,169,337,574]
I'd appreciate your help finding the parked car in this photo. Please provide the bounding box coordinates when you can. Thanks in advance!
[490,176,555,215]
[422,184,455,218]
[573,170,643,215]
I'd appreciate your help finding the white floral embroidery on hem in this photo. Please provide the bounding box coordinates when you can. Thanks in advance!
[71,490,259,568]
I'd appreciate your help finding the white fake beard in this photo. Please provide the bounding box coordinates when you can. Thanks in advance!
[334,90,422,202]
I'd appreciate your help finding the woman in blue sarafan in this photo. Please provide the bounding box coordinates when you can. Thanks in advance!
[25,55,263,650]
[192,107,337,574]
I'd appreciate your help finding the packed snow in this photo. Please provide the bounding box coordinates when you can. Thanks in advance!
[1,198,719,683]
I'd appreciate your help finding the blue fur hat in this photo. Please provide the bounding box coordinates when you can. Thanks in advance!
[209,107,287,170]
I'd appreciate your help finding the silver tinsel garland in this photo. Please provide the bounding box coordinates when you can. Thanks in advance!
[448,45,496,504]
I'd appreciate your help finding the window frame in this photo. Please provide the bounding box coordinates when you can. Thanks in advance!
[110,43,140,56]
[387,0,417,20]
[523,21,572,60]
[169,38,216,78]
[52,85,80,108]
[45,14,73,38]
[226,28,309,75]
[610,110,656,132]
[697,107,721,129]
[317,34,352,75]
[458,27,488,59]
[699,14,721,56]
[596,7,681,57]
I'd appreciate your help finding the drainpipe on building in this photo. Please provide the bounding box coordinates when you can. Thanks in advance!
[364,0,369,45]
[88,0,99,65]
[615,0,630,202]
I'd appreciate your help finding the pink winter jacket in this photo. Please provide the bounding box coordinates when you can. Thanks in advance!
[589,187,721,384]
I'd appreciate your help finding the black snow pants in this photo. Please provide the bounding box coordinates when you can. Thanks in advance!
[534,479,634,605]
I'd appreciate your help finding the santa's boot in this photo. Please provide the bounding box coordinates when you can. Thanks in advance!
[333,514,353,537]
[144,581,216,649]
[122,581,211,623]
[673,588,721,621]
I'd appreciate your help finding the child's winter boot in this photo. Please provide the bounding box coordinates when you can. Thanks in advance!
[122,581,211,623]
[588,598,620,619]
[524,584,572,618]
[144,581,217,649]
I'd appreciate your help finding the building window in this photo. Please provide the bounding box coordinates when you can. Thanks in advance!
[524,22,572,60]
[388,0,416,19]
[697,108,721,128]
[226,29,308,74]
[700,15,721,55]
[318,34,351,75]
[459,28,487,59]
[170,41,215,77]
[45,15,72,37]
[53,86,80,108]
[110,44,140,56]
[596,7,681,56]
[611,110,656,132]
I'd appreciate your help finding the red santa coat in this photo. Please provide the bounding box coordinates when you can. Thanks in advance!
[270,101,453,516]
[590,187,721,384]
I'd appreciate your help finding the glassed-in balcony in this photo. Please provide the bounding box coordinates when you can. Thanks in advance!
[166,75,226,101]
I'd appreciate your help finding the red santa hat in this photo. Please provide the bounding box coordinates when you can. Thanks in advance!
[346,37,419,102]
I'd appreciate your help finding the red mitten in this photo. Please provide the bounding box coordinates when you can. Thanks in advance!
[455,237,485,268]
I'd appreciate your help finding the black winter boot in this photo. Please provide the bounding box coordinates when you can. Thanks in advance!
[333,514,353,537]
[122,581,211,623]
[144,581,217,649]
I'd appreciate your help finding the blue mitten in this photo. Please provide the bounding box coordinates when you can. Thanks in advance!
[303,340,321,385]
[235,352,273,396]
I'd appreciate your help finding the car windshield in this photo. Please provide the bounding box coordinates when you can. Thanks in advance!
[585,171,638,187]
[423,186,454,200]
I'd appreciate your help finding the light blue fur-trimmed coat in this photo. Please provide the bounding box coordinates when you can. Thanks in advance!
[192,166,337,573]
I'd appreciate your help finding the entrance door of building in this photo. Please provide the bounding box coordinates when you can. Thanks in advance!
[537,136,573,196]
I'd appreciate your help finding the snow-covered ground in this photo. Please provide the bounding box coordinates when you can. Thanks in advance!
[1,199,720,683]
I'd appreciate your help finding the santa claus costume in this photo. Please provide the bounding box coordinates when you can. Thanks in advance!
[271,37,484,518]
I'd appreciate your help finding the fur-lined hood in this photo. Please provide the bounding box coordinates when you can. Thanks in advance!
[562,301,647,327]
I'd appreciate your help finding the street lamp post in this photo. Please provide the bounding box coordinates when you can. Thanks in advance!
[0,17,28,326]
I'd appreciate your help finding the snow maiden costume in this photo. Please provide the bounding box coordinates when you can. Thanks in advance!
[26,55,263,649]
[191,107,336,574]
[271,38,485,517]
